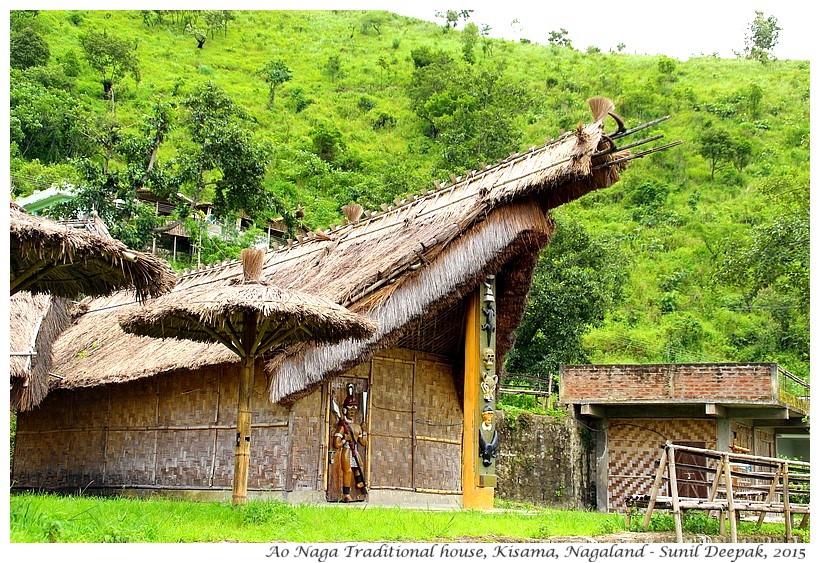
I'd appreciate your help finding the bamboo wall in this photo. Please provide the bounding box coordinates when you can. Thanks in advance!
[12,348,462,497]
[606,418,717,511]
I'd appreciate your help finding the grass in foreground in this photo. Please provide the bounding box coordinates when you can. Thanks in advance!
[9,493,796,543]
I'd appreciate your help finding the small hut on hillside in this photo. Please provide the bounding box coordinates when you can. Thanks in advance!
[11,101,675,508]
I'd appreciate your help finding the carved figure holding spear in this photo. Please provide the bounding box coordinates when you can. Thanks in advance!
[332,384,368,502]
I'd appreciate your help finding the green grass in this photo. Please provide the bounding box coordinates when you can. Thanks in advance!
[8,493,609,543]
[9,493,799,543]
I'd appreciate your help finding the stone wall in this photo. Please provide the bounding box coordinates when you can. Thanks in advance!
[495,411,594,509]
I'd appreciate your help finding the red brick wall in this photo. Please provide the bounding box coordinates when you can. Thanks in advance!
[561,363,776,403]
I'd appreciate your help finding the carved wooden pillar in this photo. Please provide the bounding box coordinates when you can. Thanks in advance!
[462,275,497,510]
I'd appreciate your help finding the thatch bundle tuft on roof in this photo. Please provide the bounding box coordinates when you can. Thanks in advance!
[10,202,177,302]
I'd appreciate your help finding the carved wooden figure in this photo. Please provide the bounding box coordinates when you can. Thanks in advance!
[331,384,368,502]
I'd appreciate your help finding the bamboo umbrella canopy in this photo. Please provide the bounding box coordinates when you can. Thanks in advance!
[10,202,177,302]
[118,248,378,505]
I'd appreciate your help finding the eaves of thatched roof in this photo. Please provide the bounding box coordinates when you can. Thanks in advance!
[48,105,676,403]
[9,291,72,411]
[10,203,178,301]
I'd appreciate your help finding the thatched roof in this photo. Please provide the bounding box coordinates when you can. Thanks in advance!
[9,291,72,411]
[47,101,675,403]
[10,202,177,302]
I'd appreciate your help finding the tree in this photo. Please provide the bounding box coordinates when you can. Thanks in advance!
[81,30,140,99]
[436,10,459,29]
[176,81,273,221]
[697,128,735,181]
[52,101,175,249]
[480,24,494,58]
[258,60,292,109]
[744,11,781,62]
[323,54,345,81]
[10,28,50,69]
[461,22,479,64]
[10,70,92,163]
[185,22,207,48]
[505,218,628,378]
[204,10,234,38]
[408,59,531,169]
[358,11,389,35]
[548,28,573,49]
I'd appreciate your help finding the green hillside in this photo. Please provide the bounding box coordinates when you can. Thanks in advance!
[10,10,810,381]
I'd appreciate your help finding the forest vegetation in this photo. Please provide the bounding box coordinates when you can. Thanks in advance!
[9,9,810,385]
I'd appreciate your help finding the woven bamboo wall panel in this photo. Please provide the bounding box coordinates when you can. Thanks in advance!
[157,369,220,426]
[414,440,461,491]
[12,430,72,487]
[10,430,40,486]
[370,435,413,489]
[154,429,215,487]
[19,389,73,432]
[68,386,110,429]
[413,359,462,442]
[108,378,159,427]
[731,422,753,452]
[606,418,716,511]
[104,429,158,486]
[216,362,289,425]
[344,362,371,378]
[290,388,324,490]
[370,358,414,439]
[369,355,413,488]
[247,425,289,490]
[210,429,236,488]
[63,428,106,488]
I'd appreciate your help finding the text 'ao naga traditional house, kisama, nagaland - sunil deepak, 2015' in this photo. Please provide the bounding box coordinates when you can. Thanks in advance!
[11,98,677,509]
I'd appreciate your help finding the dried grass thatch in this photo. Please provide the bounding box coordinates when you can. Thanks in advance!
[9,291,72,410]
[10,202,177,302]
[48,103,672,404]
[118,278,378,356]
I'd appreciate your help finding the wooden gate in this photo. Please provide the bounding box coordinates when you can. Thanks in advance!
[630,441,810,542]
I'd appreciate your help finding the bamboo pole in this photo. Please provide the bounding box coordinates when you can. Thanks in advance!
[666,443,683,543]
[723,453,738,542]
[757,465,782,528]
[707,457,725,524]
[642,446,668,530]
[783,464,792,541]
[232,313,258,506]
[323,384,331,492]
[707,458,725,502]
[232,353,254,505]
[415,435,462,445]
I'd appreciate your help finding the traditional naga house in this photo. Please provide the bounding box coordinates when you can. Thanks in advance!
[12,99,676,508]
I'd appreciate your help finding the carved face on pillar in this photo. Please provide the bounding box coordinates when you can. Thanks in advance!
[482,348,495,372]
